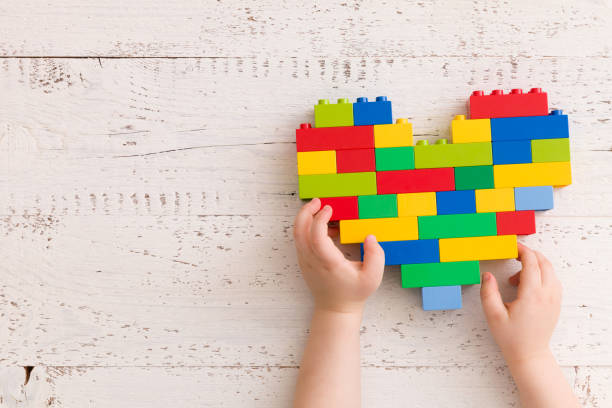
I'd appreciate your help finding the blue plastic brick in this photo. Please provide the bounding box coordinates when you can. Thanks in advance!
[360,239,439,265]
[491,111,569,142]
[492,140,532,164]
[422,286,462,310]
[353,96,393,126]
[515,186,554,211]
[436,190,476,214]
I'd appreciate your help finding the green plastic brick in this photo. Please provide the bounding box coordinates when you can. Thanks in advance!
[358,194,398,219]
[401,261,481,287]
[375,147,415,171]
[298,172,376,199]
[418,213,497,239]
[414,142,492,168]
[531,138,570,163]
[314,98,354,128]
[454,165,494,190]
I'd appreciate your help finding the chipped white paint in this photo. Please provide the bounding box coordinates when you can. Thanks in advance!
[1,0,612,406]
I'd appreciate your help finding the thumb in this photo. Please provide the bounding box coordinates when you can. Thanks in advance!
[480,272,508,324]
[362,235,385,282]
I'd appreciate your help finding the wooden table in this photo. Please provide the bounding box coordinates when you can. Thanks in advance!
[1,1,611,406]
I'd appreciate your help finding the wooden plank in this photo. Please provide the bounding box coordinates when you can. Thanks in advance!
[2,365,610,408]
[0,215,610,366]
[0,57,609,153]
[0,1,610,57]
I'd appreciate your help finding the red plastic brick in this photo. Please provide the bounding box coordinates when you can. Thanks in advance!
[469,88,548,119]
[296,123,374,152]
[496,210,536,235]
[319,196,359,221]
[336,148,376,173]
[376,168,455,194]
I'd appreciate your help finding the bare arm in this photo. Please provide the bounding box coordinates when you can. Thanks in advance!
[481,243,581,408]
[292,199,385,408]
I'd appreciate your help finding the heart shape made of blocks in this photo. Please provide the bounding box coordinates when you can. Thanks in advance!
[295,90,571,311]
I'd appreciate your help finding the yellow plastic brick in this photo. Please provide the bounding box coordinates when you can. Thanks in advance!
[397,192,437,216]
[451,115,491,143]
[374,119,413,148]
[475,188,515,213]
[494,162,571,188]
[339,217,418,244]
[296,150,336,175]
[439,235,518,262]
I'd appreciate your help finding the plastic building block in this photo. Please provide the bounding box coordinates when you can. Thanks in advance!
[353,96,393,126]
[418,213,497,239]
[454,165,494,190]
[375,147,415,171]
[496,211,536,235]
[397,192,437,216]
[451,115,491,143]
[514,186,554,210]
[296,150,336,175]
[298,172,377,199]
[374,119,413,147]
[490,111,569,141]
[364,239,439,265]
[422,286,462,310]
[492,140,532,165]
[435,190,476,214]
[414,141,492,168]
[296,91,572,312]
[339,217,418,244]
[296,124,374,152]
[336,148,376,173]
[377,168,455,194]
[314,98,354,128]
[494,162,571,188]
[401,261,480,287]
[439,235,518,262]
[319,196,359,221]
[469,88,548,119]
[531,138,570,163]
[475,188,515,213]
[358,194,398,219]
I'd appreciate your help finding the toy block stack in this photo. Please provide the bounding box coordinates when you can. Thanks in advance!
[295,89,571,310]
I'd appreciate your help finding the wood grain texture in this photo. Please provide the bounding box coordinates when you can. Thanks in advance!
[1,0,612,406]
[0,0,610,58]
[0,365,610,408]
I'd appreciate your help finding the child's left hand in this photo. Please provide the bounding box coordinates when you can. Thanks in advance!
[293,198,385,314]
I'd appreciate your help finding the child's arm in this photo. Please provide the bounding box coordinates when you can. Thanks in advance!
[292,199,385,408]
[480,243,581,408]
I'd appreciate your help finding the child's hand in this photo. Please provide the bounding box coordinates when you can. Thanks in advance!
[293,198,385,314]
[480,243,562,365]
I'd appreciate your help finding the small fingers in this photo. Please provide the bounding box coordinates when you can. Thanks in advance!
[517,243,542,296]
[310,205,343,263]
[534,250,558,287]
[361,235,385,287]
[293,198,321,247]
[480,272,509,324]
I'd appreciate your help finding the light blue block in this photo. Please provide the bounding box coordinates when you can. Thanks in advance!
[515,186,554,211]
[421,286,462,310]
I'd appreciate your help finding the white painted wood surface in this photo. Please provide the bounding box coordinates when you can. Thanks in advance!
[1,1,611,406]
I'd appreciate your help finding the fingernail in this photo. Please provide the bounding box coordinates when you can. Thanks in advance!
[366,234,377,243]
[483,272,491,281]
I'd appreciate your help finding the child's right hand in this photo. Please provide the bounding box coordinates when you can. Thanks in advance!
[480,243,562,366]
